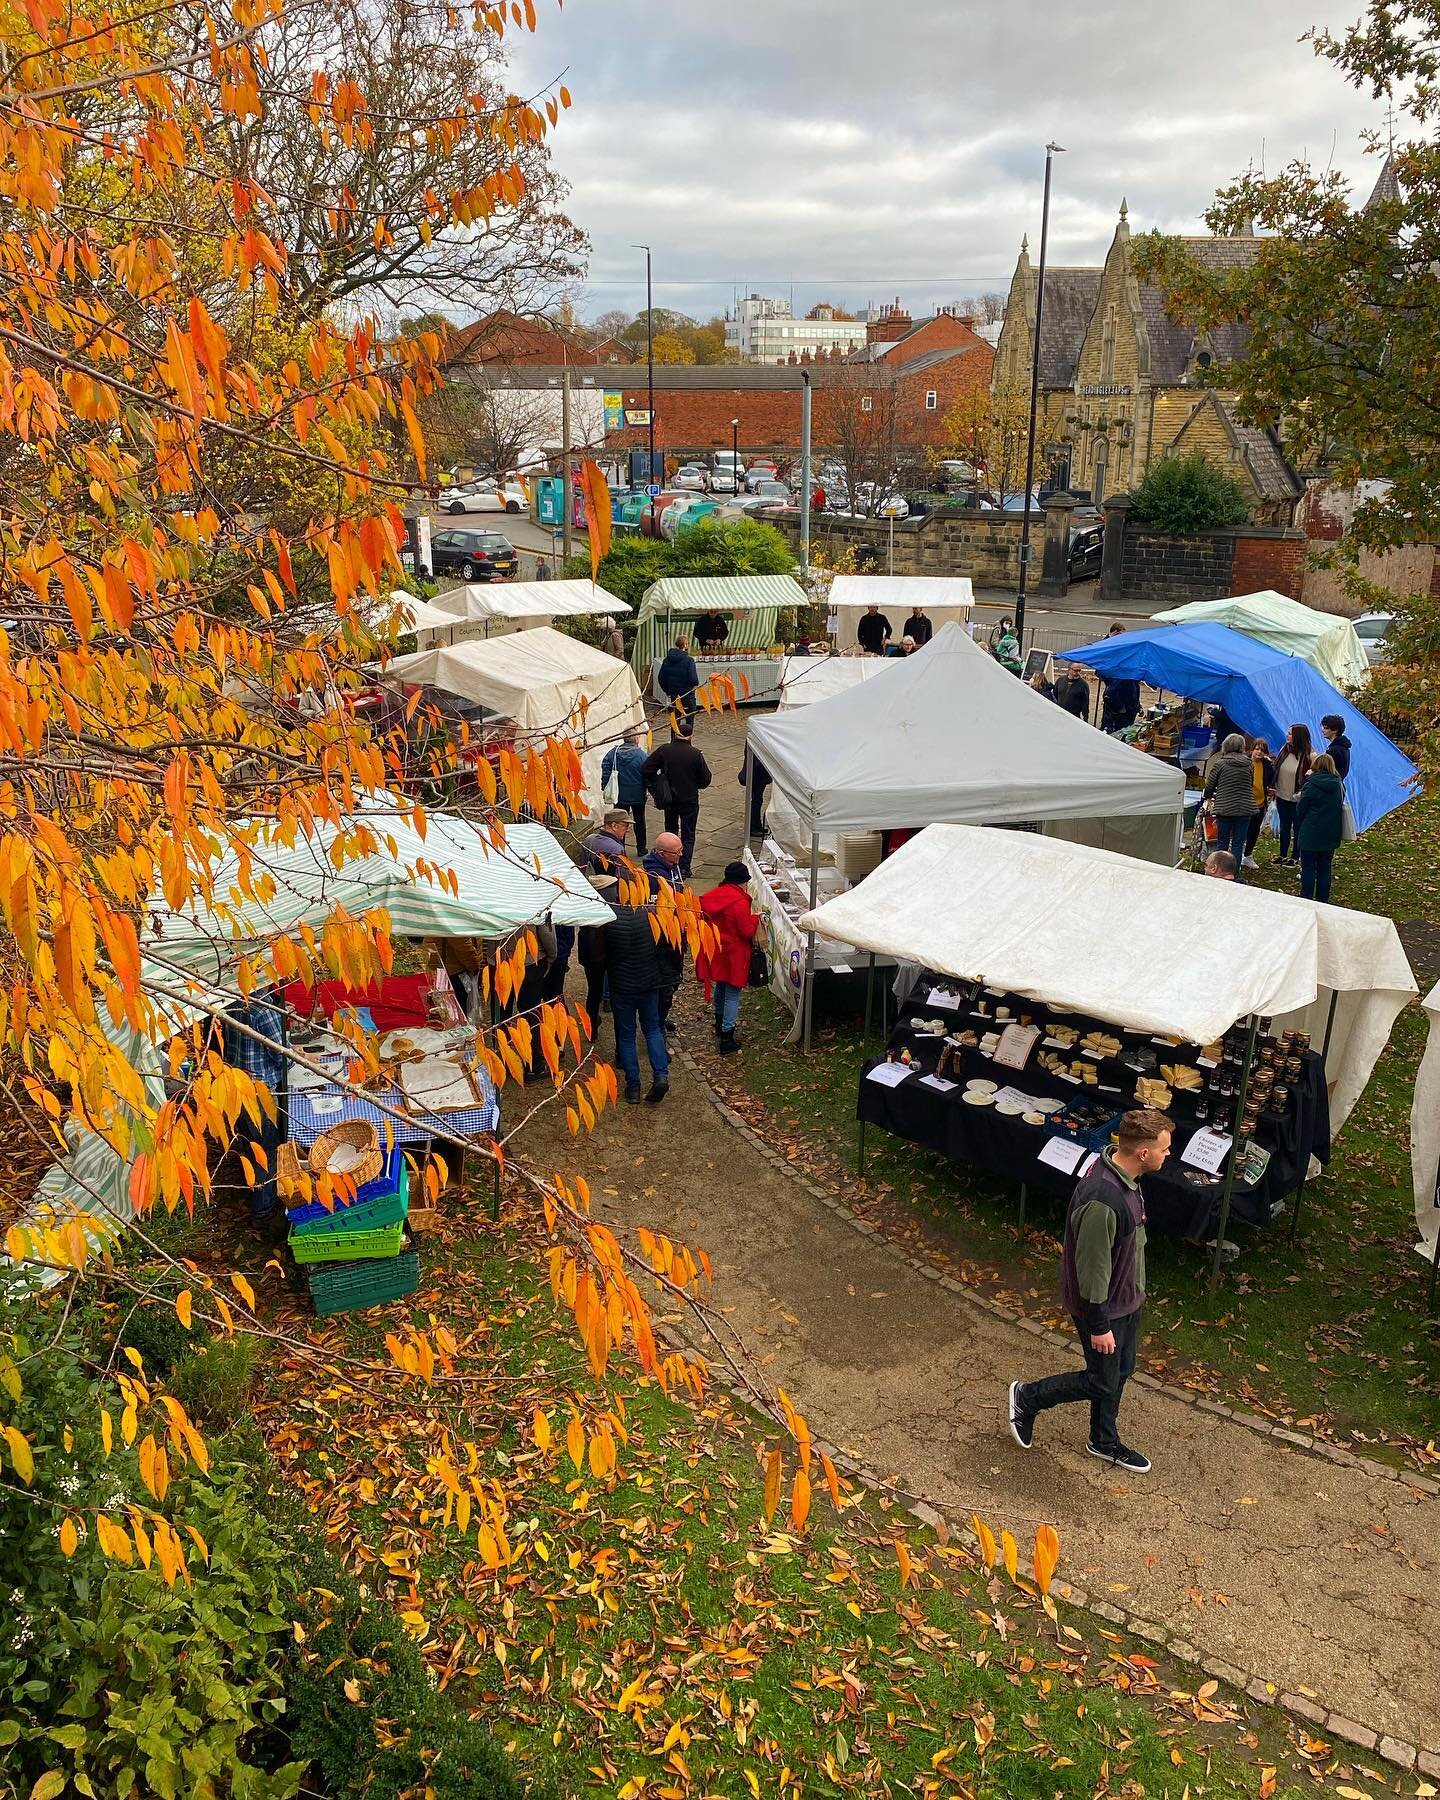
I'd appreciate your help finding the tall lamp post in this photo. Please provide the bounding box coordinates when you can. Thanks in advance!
[633,242,656,512]
[731,417,739,494]
[1014,141,1065,648]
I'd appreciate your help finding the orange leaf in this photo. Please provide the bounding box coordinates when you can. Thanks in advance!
[971,1513,996,1570]
[1001,1528,1018,1583]
[789,1464,811,1531]
[175,1290,193,1330]
[893,1537,913,1588]
[1033,1523,1060,1597]
[762,1447,781,1523]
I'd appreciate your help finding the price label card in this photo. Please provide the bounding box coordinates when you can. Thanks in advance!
[1197,1056,1218,1069]
[1037,1137,1086,1174]
[926,989,961,1011]
[866,1062,913,1088]
[919,1074,958,1093]
[1181,1127,1233,1175]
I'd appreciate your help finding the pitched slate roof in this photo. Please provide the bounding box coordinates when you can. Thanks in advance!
[1363,154,1401,212]
[1139,237,1263,383]
[1037,268,1102,387]
[1171,393,1301,505]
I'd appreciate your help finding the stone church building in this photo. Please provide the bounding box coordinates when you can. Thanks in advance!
[991,200,1302,522]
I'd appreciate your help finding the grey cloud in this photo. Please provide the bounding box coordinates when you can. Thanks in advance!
[507,0,1385,322]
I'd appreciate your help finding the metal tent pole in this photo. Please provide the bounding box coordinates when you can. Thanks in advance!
[741,752,755,853]
[862,951,876,1051]
[1209,1014,1259,1291]
[801,830,820,1052]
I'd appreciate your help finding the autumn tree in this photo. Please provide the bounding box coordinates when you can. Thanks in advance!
[1132,0,1440,759]
[816,364,900,512]
[650,330,696,365]
[936,383,1029,506]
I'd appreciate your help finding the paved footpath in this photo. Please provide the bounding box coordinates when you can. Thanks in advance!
[518,1016,1440,1758]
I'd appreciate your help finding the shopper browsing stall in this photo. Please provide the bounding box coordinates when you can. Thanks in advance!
[1243,738,1275,869]
[1008,1108,1174,1475]
[1273,723,1313,867]
[1202,734,1259,880]
[1296,752,1345,903]
[696,861,760,1054]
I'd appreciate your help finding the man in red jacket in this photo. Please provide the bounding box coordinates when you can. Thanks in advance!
[695,861,760,1053]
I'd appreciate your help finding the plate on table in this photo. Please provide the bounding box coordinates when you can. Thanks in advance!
[1021,1110,1046,1126]
[995,1100,1025,1117]
[963,1090,994,1107]
[965,1079,997,1094]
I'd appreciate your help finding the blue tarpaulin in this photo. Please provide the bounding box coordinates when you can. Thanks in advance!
[1062,622,1417,834]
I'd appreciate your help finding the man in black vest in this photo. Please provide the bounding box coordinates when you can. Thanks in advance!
[1007,1107,1173,1474]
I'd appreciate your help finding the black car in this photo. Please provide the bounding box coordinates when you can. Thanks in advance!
[429,528,518,582]
[1068,524,1103,583]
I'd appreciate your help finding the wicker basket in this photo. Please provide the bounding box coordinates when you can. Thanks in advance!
[307,1119,383,1187]
[277,1140,308,1203]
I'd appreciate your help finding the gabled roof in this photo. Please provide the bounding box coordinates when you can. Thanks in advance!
[1038,268,1102,386]
[1169,393,1301,505]
[1363,154,1401,212]
[1139,237,1263,383]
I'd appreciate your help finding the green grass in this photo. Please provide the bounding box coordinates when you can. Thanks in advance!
[717,797,1440,1462]
[250,1191,1324,1799]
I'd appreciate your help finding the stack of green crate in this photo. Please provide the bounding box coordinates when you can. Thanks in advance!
[290,1154,417,1315]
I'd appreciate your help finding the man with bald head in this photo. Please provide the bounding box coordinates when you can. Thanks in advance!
[643,832,687,1033]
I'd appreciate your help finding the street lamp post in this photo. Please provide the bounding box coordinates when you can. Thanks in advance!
[1015,141,1066,649]
[633,242,656,517]
[731,417,739,495]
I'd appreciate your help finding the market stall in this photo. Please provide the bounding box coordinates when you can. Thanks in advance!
[800,825,1416,1272]
[1151,591,1370,690]
[133,814,614,1312]
[744,842,896,1029]
[746,623,1186,1046]
[387,627,646,811]
[776,654,889,709]
[634,573,809,706]
[1408,980,1440,1303]
[372,592,474,647]
[1064,622,1416,833]
[428,580,632,643]
[826,575,973,652]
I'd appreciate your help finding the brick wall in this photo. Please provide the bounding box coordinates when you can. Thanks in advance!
[1230,531,1307,599]
[610,386,805,461]
[773,507,1026,586]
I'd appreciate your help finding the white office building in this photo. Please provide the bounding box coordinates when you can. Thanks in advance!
[724,294,869,364]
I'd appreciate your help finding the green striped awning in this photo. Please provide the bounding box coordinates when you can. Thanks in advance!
[634,574,807,674]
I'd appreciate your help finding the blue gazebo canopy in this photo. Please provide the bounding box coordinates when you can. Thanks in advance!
[1063,622,1417,834]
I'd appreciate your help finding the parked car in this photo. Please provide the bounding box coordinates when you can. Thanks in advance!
[1068,524,1104,583]
[710,452,743,494]
[1354,610,1394,666]
[429,528,518,581]
[443,477,528,516]
[673,464,709,492]
[749,479,792,506]
[743,467,778,493]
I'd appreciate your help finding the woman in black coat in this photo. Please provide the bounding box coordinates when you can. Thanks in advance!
[1295,752,1345,903]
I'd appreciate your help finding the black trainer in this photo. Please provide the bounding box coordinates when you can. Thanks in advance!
[1008,1380,1035,1450]
[1087,1440,1151,1474]
[624,1085,643,1105]
[645,1079,669,1104]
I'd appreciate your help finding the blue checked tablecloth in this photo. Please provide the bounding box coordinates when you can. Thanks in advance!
[288,1065,499,1148]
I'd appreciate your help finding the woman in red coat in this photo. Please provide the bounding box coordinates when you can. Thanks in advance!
[696,861,760,1053]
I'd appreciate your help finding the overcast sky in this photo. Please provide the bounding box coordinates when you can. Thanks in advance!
[507,0,1388,326]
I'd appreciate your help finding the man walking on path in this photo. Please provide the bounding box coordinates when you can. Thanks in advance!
[642,719,711,876]
[602,728,650,852]
[1008,1108,1173,1474]
[601,891,671,1105]
[642,831,687,1033]
[657,635,701,713]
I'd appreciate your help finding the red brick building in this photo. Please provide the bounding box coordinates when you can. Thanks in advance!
[448,310,618,368]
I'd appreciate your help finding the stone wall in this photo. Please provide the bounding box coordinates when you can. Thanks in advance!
[1098,499,1309,606]
[774,507,1027,587]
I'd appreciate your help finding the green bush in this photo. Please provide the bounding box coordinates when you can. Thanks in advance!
[569,514,794,612]
[1129,450,1252,531]
[171,1334,259,1427]
[117,1299,195,1378]
[0,1299,304,1798]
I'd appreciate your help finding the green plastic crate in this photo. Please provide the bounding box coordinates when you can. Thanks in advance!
[290,1219,406,1264]
[291,1163,410,1238]
[308,1250,419,1316]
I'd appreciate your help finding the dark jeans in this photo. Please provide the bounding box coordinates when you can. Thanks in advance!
[1244,808,1265,857]
[628,801,647,855]
[664,800,700,875]
[1216,813,1250,878]
[1022,1307,1141,1454]
[1299,848,1334,903]
[1275,796,1299,859]
[713,980,742,1034]
[610,988,670,1092]
[238,1112,283,1221]
[581,963,606,1025]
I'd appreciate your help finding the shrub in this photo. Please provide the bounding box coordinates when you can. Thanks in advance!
[1129,451,1252,532]
[0,1297,305,1798]
[117,1299,195,1378]
[172,1334,259,1426]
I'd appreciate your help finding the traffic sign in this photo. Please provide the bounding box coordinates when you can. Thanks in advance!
[646,483,661,497]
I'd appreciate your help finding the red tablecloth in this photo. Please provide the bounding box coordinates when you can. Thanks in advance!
[285,972,433,1031]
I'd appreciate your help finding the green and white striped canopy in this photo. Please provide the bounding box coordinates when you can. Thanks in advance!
[633,573,807,672]
[141,814,611,998]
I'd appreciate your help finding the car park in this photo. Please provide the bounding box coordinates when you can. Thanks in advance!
[429,528,518,581]
[673,464,709,492]
[1354,610,1394,666]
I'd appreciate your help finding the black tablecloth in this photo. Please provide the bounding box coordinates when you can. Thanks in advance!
[856,990,1330,1241]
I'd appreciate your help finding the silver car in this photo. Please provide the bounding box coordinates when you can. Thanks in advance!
[1354,610,1393,666]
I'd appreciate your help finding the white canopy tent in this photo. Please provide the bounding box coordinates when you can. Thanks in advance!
[1408,982,1440,1281]
[798,825,1416,1132]
[387,628,646,811]
[1151,591,1371,691]
[827,575,973,652]
[776,654,890,709]
[376,591,473,646]
[429,580,631,642]
[747,623,1185,1046]
[801,825,1416,1272]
